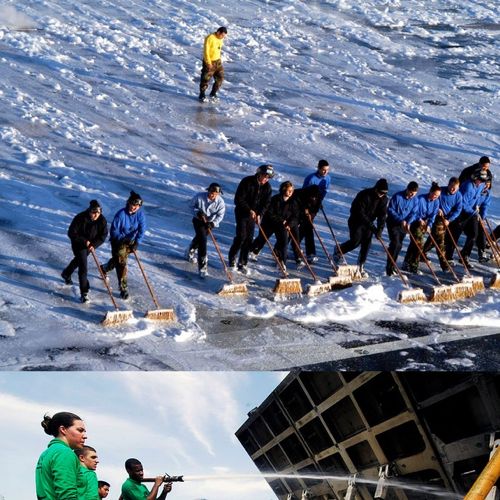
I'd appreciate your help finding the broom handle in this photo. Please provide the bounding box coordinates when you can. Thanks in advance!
[374,234,410,289]
[407,226,442,285]
[443,216,472,277]
[286,224,319,281]
[132,249,161,309]
[89,248,119,310]
[426,231,461,282]
[320,206,348,264]
[206,225,234,283]
[306,212,338,272]
[478,216,500,268]
[485,218,500,258]
[256,220,289,278]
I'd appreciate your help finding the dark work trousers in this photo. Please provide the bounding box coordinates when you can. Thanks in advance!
[200,60,224,95]
[386,221,407,273]
[190,217,209,270]
[338,219,373,266]
[299,217,316,256]
[229,215,255,267]
[403,221,426,273]
[63,247,90,295]
[460,213,479,258]
[423,219,447,270]
[104,241,132,292]
[251,217,274,255]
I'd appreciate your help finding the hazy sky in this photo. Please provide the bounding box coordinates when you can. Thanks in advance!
[0,372,286,500]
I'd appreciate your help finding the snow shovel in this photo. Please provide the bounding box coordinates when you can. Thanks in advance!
[90,248,134,326]
[375,235,426,303]
[444,221,485,293]
[306,213,352,289]
[478,216,500,289]
[426,231,475,299]
[206,225,248,296]
[256,220,302,297]
[407,229,457,303]
[132,249,176,321]
[320,207,360,279]
[286,225,332,296]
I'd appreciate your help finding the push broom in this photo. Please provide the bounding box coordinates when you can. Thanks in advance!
[444,221,485,293]
[90,248,134,326]
[306,212,352,290]
[256,220,302,298]
[479,216,500,289]
[407,229,457,303]
[132,249,176,321]
[286,225,332,296]
[374,234,426,303]
[426,231,475,299]
[206,225,248,296]
[320,207,361,280]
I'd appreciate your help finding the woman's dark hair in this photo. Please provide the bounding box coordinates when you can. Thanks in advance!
[41,412,82,437]
[430,182,441,193]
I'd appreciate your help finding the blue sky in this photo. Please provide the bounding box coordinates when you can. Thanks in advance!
[0,372,286,500]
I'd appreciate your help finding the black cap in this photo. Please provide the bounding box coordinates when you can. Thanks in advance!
[89,200,101,213]
[257,164,274,178]
[374,178,389,193]
[127,191,143,206]
[207,182,223,194]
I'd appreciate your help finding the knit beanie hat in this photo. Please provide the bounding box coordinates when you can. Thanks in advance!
[374,178,389,193]
[89,200,101,213]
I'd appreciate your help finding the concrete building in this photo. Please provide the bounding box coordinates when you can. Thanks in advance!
[236,372,500,499]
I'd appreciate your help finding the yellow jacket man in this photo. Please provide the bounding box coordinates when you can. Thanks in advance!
[199,26,227,101]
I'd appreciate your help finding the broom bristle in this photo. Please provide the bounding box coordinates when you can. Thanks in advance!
[273,278,302,295]
[336,265,360,278]
[217,283,248,296]
[144,309,176,321]
[398,288,427,303]
[329,276,353,289]
[429,285,456,303]
[306,282,332,296]
[452,283,475,299]
[101,310,134,326]
[488,273,500,289]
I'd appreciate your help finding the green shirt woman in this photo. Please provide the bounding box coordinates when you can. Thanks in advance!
[36,412,87,500]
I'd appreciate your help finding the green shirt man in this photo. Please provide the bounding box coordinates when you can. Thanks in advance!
[121,458,172,500]
[75,445,100,500]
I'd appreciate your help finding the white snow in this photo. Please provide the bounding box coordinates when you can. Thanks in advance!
[0,0,498,370]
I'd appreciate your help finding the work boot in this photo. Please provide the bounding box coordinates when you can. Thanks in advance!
[386,265,395,277]
[198,91,206,102]
[80,293,89,303]
[120,288,129,300]
[357,265,368,279]
[248,251,259,262]
[186,247,197,264]
[209,91,218,100]
[478,251,491,263]
[199,259,208,278]
[61,271,73,285]
[296,258,305,270]
[238,264,250,276]
[228,259,237,269]
[307,254,318,264]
